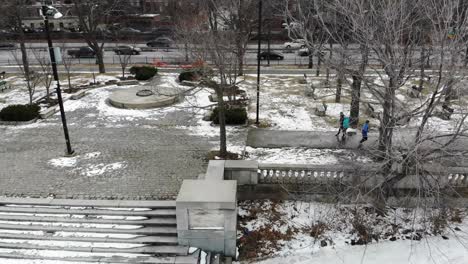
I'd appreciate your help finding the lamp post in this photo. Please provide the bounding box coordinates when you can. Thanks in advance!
[255,0,262,125]
[42,5,74,155]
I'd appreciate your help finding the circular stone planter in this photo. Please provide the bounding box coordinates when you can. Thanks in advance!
[0,117,38,126]
[109,86,180,109]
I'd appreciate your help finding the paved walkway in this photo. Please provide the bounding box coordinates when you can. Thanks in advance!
[247,129,468,152]
[0,80,231,200]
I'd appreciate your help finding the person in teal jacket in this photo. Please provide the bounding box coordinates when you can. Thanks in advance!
[341,116,350,140]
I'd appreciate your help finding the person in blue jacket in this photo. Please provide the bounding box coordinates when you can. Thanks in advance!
[359,120,370,147]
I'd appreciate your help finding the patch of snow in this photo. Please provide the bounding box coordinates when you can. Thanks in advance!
[253,235,468,264]
[83,152,101,159]
[48,157,78,168]
[0,238,145,249]
[0,248,148,262]
[200,251,208,264]
[245,147,340,164]
[237,200,467,264]
[80,162,126,177]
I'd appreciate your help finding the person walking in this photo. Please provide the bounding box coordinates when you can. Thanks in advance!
[359,120,370,148]
[335,112,345,137]
[341,116,350,141]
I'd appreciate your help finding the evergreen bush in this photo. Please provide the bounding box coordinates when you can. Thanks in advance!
[0,104,40,121]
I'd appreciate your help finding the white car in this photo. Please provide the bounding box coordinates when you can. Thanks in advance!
[284,39,307,50]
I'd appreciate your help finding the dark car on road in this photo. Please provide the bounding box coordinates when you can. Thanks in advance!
[297,48,310,57]
[0,43,16,50]
[67,47,96,58]
[146,37,173,48]
[113,45,141,55]
[258,51,284,60]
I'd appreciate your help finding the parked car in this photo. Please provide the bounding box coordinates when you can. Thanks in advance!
[258,51,284,60]
[67,47,96,58]
[146,37,173,48]
[284,39,306,50]
[298,49,325,57]
[113,45,141,55]
[297,48,310,57]
[0,43,16,50]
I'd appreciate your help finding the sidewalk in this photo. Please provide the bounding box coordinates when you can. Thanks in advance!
[246,128,468,152]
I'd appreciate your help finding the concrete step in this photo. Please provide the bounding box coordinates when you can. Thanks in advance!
[0,198,176,209]
[0,223,177,235]
[0,232,179,245]
[0,199,196,263]
[0,206,176,217]
[0,214,176,226]
[0,242,189,255]
[0,251,200,263]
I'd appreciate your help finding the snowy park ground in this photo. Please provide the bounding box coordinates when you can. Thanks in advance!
[0,72,467,263]
[236,200,468,264]
[0,73,467,196]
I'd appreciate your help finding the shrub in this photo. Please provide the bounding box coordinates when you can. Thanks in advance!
[0,104,40,121]
[129,66,158,80]
[211,107,248,125]
[178,69,201,82]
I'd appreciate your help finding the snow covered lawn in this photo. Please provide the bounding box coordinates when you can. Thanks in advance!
[237,200,467,263]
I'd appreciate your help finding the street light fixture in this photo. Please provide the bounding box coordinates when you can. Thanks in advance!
[41,5,74,156]
[256,0,262,125]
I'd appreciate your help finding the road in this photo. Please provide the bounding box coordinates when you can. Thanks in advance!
[0,45,314,67]
[0,40,462,71]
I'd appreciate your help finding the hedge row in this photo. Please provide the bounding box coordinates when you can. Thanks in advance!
[130,66,158,80]
[0,104,40,121]
[211,107,248,125]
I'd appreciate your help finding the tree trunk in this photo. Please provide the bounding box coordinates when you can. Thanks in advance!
[308,48,313,69]
[326,42,332,85]
[378,78,396,157]
[45,83,50,105]
[419,47,425,90]
[216,88,227,158]
[96,48,105,74]
[237,47,245,76]
[465,45,468,67]
[67,72,72,90]
[316,53,321,77]
[19,41,33,105]
[335,70,343,103]
[350,45,368,128]
[349,75,361,128]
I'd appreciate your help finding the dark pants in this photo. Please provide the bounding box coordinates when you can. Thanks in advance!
[360,136,368,144]
[336,126,344,136]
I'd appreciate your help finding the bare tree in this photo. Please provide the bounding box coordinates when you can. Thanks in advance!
[199,0,258,76]
[177,0,249,158]
[11,50,41,105]
[71,0,124,74]
[1,0,33,104]
[282,0,468,213]
[59,44,75,91]
[33,49,54,105]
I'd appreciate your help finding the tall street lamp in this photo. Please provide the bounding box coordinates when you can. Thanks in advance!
[41,5,74,155]
[256,0,262,125]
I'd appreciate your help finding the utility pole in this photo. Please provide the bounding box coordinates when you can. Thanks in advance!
[42,5,74,155]
[256,0,262,125]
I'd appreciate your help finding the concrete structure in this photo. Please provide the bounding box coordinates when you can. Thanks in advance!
[109,86,180,109]
[0,198,200,263]
[224,160,258,185]
[176,180,237,257]
[247,128,468,152]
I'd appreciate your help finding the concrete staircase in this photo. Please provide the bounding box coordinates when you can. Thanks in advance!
[0,198,200,263]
